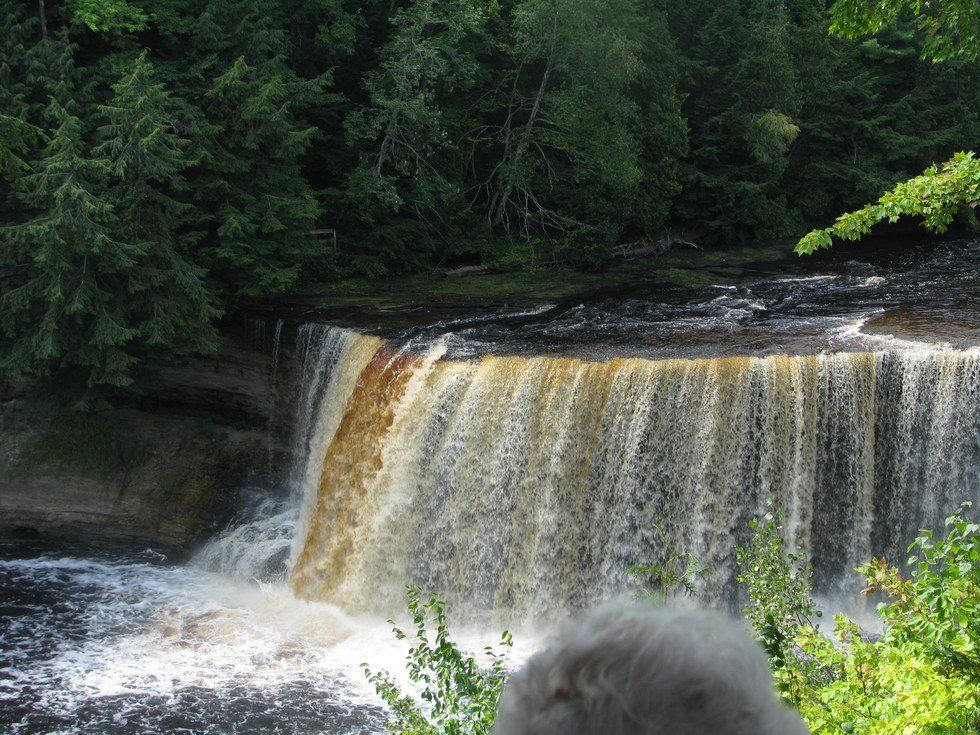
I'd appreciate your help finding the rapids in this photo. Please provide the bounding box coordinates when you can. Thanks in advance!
[2,238,978,734]
[0,545,386,734]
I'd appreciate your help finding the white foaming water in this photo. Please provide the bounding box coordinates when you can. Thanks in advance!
[2,557,354,698]
[831,310,953,351]
[194,495,298,581]
[707,294,767,312]
[773,275,840,283]
[0,550,531,735]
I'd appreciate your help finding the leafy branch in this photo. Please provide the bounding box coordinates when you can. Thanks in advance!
[796,151,980,255]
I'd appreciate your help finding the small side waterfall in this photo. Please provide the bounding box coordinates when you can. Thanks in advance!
[196,325,381,581]
[286,341,978,621]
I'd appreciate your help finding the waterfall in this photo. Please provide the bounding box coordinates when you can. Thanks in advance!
[287,340,978,622]
[196,325,381,582]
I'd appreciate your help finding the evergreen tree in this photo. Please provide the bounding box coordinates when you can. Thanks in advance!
[624,2,689,240]
[94,52,219,362]
[0,5,35,169]
[0,12,82,218]
[347,0,487,210]
[183,0,328,298]
[796,0,980,252]
[784,21,979,226]
[0,51,223,402]
[342,0,489,273]
[0,114,38,181]
[0,6,40,184]
[668,0,801,241]
[481,0,674,258]
[0,101,136,401]
[778,0,879,224]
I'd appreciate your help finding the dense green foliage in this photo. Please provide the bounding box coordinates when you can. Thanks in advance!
[796,0,978,254]
[828,0,979,61]
[738,504,980,734]
[1,0,977,395]
[364,585,511,735]
[735,506,822,676]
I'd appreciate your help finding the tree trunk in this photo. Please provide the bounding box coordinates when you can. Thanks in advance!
[490,60,551,228]
[38,0,48,39]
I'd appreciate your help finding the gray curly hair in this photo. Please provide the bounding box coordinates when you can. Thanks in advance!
[493,602,809,735]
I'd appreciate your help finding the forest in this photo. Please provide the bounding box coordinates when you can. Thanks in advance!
[0,0,978,399]
[1,4,978,735]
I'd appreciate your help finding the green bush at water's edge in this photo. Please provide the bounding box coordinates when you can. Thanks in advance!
[739,505,980,735]
[364,587,511,735]
[369,506,979,735]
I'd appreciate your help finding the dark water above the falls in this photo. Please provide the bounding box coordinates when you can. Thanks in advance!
[389,238,980,359]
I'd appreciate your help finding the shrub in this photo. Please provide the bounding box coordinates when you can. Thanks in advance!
[364,586,512,735]
[735,504,823,707]
[738,503,980,735]
[627,523,705,603]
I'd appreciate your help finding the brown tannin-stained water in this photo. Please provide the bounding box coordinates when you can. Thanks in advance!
[2,239,978,734]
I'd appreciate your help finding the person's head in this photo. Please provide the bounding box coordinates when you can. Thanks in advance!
[494,602,809,735]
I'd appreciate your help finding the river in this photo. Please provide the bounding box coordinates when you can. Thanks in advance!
[2,238,978,734]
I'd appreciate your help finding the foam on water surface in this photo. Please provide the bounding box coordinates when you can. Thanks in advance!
[0,549,533,734]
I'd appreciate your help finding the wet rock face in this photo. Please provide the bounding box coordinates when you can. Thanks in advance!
[150,342,276,428]
[0,331,291,555]
[0,404,276,555]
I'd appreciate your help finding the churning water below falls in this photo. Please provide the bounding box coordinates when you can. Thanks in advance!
[3,239,979,734]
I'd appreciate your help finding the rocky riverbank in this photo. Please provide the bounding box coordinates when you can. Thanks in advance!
[0,332,286,555]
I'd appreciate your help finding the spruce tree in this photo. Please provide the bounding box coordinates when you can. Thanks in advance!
[485,0,664,248]
[588,1,687,246]
[0,53,223,402]
[346,0,487,210]
[183,0,327,298]
[0,13,79,218]
[668,0,801,241]
[94,52,220,364]
[0,6,40,185]
[0,101,136,401]
[0,114,37,181]
[342,0,489,273]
